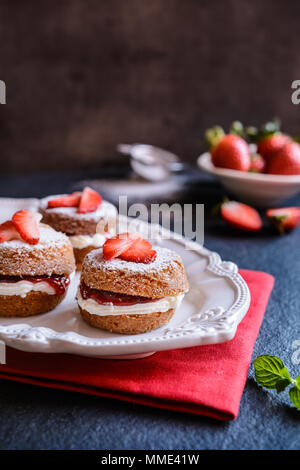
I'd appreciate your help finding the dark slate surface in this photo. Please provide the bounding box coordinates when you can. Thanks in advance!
[0,168,299,450]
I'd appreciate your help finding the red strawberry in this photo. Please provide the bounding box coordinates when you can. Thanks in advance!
[266,207,300,233]
[211,134,251,172]
[0,221,22,243]
[120,238,157,264]
[48,192,81,208]
[221,201,262,232]
[257,134,290,161]
[103,233,141,261]
[77,187,102,214]
[249,153,266,173]
[12,210,40,245]
[267,142,300,175]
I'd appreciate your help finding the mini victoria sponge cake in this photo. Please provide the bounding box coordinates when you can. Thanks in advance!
[0,211,75,317]
[39,187,117,269]
[77,234,189,334]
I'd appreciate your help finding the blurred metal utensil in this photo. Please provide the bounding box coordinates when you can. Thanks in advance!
[117,143,184,181]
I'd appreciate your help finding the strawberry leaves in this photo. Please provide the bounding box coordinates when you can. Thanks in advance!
[206,118,282,145]
[229,120,245,137]
[205,126,225,149]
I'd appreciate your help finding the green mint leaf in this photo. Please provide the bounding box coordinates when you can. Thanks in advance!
[254,355,292,390]
[296,376,300,389]
[289,386,300,410]
[275,378,292,393]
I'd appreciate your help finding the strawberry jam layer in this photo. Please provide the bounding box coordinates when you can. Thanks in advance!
[0,274,70,295]
[80,283,160,306]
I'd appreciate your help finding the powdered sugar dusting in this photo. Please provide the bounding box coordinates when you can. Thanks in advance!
[85,246,182,275]
[40,196,117,222]
[0,224,70,252]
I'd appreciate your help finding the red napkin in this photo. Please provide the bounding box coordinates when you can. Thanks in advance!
[0,270,274,420]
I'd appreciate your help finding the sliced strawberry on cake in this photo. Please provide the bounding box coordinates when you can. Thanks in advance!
[119,238,157,264]
[102,233,141,261]
[39,187,117,269]
[77,187,103,214]
[47,192,81,208]
[0,221,22,243]
[12,210,40,245]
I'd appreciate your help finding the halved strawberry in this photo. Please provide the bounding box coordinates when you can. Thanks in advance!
[102,233,141,261]
[0,221,22,243]
[120,238,157,264]
[77,187,102,214]
[221,201,262,232]
[12,210,40,245]
[47,192,81,208]
[266,207,300,234]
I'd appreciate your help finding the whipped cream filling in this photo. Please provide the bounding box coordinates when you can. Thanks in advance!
[0,280,56,298]
[77,290,184,317]
[69,233,107,250]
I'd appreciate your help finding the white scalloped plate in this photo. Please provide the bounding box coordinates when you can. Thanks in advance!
[0,201,250,359]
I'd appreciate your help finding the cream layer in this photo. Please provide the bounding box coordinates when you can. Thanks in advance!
[77,290,184,316]
[0,280,56,298]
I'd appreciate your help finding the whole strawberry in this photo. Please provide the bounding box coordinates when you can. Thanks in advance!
[257,133,290,162]
[211,134,251,171]
[267,142,300,175]
[249,153,266,173]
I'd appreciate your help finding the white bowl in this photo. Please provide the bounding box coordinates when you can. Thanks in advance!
[197,152,300,208]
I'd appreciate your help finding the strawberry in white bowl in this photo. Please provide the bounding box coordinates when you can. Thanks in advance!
[198,120,300,207]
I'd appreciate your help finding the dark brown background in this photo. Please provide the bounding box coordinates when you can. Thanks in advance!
[1,0,300,174]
